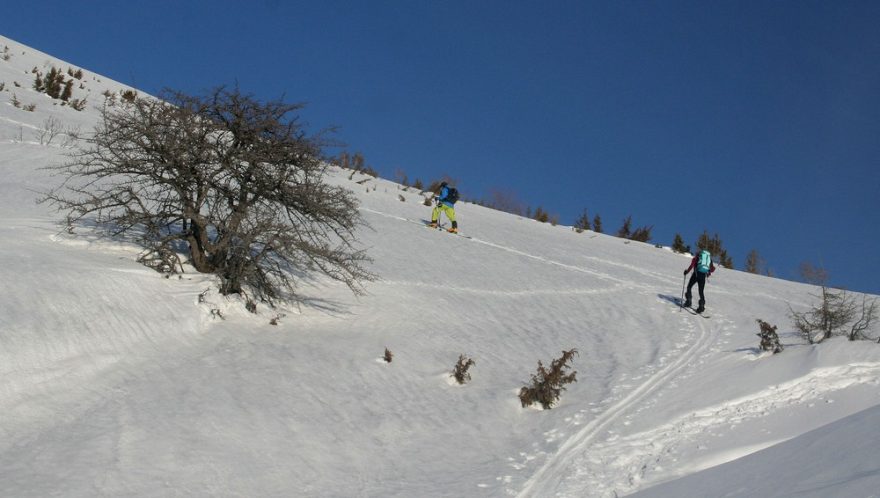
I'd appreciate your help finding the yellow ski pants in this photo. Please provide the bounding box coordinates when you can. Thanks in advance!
[431,204,456,223]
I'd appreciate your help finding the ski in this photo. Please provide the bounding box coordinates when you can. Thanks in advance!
[424,222,471,239]
[669,297,710,318]
[683,307,710,318]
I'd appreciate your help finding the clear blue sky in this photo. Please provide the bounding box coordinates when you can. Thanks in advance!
[3,0,879,294]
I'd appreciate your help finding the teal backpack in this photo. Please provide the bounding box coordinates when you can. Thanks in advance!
[697,250,712,273]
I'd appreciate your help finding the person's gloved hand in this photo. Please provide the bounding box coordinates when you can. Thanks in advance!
[683,269,688,275]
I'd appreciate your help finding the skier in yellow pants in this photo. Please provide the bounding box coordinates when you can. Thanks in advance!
[428,182,459,233]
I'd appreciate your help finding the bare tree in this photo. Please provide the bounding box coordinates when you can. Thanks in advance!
[789,263,878,343]
[42,87,374,307]
[848,295,878,342]
[745,249,765,274]
[37,116,64,146]
[484,187,525,216]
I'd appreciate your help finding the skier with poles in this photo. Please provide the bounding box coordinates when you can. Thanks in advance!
[682,249,715,314]
[428,182,460,233]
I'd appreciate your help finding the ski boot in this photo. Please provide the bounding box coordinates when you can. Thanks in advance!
[447,221,458,234]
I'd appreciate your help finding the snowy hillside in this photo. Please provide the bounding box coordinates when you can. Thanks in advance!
[2,34,879,497]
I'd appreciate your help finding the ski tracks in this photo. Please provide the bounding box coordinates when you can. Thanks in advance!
[513,311,718,498]
[360,206,730,497]
[360,208,648,289]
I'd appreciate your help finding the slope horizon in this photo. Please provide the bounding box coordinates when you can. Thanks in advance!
[2,33,880,497]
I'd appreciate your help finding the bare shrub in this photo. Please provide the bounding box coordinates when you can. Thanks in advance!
[383,348,394,363]
[61,124,82,148]
[393,168,409,186]
[37,116,64,145]
[69,97,87,111]
[452,354,476,384]
[789,264,879,343]
[745,249,766,274]
[519,349,578,409]
[485,187,526,216]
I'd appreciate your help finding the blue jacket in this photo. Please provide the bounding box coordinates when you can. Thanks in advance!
[437,186,454,208]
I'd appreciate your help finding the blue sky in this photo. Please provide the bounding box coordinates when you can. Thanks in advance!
[3,0,878,294]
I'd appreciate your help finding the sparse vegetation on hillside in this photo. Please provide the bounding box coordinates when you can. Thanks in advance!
[452,354,476,384]
[789,263,879,344]
[519,349,578,410]
[745,249,770,275]
[592,214,603,233]
[756,319,783,354]
[672,233,689,253]
[574,209,591,232]
[31,65,87,111]
[616,215,652,243]
[42,86,375,309]
[481,188,526,216]
[333,151,379,178]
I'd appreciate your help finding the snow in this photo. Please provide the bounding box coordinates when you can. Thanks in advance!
[2,33,880,497]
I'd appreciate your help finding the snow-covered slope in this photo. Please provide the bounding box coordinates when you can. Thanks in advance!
[2,34,879,497]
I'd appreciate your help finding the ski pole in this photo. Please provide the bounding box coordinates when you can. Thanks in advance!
[680,273,686,312]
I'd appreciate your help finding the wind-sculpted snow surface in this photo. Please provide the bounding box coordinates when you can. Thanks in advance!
[2,34,880,497]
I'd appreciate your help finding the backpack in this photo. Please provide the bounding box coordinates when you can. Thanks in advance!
[445,187,459,204]
[697,250,712,273]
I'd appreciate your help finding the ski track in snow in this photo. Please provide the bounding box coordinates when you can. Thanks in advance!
[363,206,732,497]
[360,208,653,289]
[358,204,868,498]
[547,362,880,498]
[509,308,880,498]
[512,305,718,498]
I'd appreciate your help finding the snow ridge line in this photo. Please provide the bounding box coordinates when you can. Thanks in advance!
[515,315,716,498]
